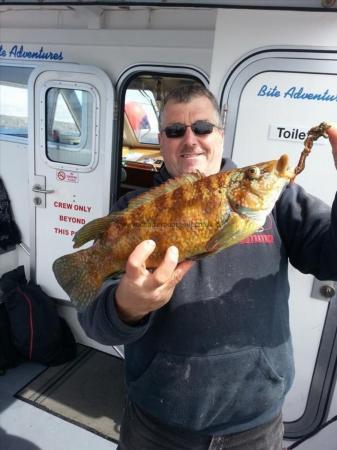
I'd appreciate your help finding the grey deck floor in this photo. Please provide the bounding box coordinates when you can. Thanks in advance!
[0,361,117,450]
[1,361,336,450]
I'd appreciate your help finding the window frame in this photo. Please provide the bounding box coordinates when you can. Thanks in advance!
[39,80,99,171]
[114,63,209,199]
[0,63,34,144]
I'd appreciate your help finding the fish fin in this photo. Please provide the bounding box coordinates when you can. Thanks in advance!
[188,252,215,261]
[53,249,104,311]
[72,214,121,248]
[206,214,258,254]
[127,171,205,211]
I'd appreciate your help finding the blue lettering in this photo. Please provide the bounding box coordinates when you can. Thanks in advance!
[284,86,337,102]
[9,44,18,58]
[257,84,268,96]
[8,44,63,61]
[321,89,330,101]
[257,84,280,97]
[293,87,304,99]
[284,86,296,98]
[0,44,7,57]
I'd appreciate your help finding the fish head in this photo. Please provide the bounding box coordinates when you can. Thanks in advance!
[226,154,295,224]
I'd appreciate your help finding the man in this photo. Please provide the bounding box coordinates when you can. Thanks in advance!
[79,85,337,449]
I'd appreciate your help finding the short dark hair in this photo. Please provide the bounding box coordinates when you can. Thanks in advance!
[159,84,222,129]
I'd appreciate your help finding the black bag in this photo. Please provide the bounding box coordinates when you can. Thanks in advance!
[0,303,21,374]
[0,266,77,366]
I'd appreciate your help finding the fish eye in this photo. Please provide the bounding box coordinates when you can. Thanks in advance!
[246,166,261,179]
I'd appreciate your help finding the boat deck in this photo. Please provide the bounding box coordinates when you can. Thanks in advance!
[1,358,337,450]
[0,361,117,450]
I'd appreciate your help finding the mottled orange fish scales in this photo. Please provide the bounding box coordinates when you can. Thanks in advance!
[53,156,294,310]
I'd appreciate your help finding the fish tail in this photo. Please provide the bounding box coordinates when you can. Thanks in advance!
[53,248,103,311]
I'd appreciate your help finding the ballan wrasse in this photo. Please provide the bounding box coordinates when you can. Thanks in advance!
[52,122,331,311]
[53,155,294,310]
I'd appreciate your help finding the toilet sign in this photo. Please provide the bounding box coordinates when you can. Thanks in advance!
[268,125,307,142]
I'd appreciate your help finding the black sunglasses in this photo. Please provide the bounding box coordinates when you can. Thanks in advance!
[161,120,221,138]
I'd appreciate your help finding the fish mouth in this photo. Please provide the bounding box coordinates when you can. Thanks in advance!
[276,154,295,180]
[246,155,295,199]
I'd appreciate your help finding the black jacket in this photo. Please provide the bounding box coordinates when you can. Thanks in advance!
[79,160,337,435]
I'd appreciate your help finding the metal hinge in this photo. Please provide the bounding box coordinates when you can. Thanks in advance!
[113,100,119,121]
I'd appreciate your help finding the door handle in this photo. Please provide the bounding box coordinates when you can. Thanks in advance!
[32,184,55,194]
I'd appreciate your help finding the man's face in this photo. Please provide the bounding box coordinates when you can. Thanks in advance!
[159,96,224,177]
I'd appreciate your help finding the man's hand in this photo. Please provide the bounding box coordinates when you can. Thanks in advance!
[326,124,337,169]
[115,240,194,324]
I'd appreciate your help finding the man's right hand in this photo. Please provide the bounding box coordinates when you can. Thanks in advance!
[115,240,194,324]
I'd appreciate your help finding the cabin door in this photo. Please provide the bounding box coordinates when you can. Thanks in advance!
[213,48,337,440]
[28,64,115,301]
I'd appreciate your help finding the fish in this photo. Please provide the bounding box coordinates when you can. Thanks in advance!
[52,154,294,311]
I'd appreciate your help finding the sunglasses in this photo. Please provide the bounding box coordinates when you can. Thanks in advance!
[161,120,221,138]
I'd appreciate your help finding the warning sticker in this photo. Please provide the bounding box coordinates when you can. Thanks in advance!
[56,170,79,183]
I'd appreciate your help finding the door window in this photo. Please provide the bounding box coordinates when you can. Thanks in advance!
[45,87,94,166]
